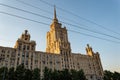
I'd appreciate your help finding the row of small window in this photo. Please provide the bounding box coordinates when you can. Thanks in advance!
[17,60,29,65]
[18,45,34,50]
[1,50,9,53]
[1,49,16,53]
[60,50,71,55]
[62,65,76,69]
[1,54,16,58]
[42,61,60,65]
[18,52,33,58]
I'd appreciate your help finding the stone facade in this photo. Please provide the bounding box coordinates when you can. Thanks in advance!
[0,7,103,80]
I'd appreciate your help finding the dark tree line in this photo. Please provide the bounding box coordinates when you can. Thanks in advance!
[0,64,40,80]
[0,64,120,80]
[104,70,120,80]
[43,67,87,80]
[0,64,87,80]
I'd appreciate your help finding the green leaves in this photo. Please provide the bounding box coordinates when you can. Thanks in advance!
[104,70,120,80]
[8,67,15,80]
[0,67,8,80]
[0,65,88,80]
[32,68,40,80]
[43,67,87,80]
[14,64,25,80]
[0,64,41,80]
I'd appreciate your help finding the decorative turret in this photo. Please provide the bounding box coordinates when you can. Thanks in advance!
[20,30,30,41]
[86,44,94,56]
[14,30,36,51]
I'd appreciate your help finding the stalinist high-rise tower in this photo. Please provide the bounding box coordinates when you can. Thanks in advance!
[0,7,103,80]
[46,7,71,55]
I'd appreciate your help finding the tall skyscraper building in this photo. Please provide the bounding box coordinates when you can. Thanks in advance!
[0,7,103,80]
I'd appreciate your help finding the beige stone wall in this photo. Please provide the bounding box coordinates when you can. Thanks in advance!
[0,46,16,69]
[0,45,103,80]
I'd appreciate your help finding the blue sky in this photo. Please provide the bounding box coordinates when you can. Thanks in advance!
[0,0,120,72]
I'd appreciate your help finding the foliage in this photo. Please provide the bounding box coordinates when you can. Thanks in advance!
[0,65,87,80]
[14,64,25,80]
[32,68,40,80]
[0,67,8,80]
[42,67,87,80]
[24,69,32,80]
[104,70,120,80]
[1,64,120,80]
[7,67,15,80]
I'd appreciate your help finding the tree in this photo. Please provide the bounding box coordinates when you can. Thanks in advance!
[104,70,113,80]
[70,69,78,80]
[113,71,120,80]
[7,67,15,80]
[0,65,88,80]
[51,69,59,80]
[43,67,52,80]
[77,69,86,80]
[0,67,8,80]
[24,69,32,80]
[32,68,40,80]
[14,64,25,80]
[104,70,120,80]
[62,69,72,80]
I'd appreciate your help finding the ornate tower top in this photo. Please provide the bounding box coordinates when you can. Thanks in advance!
[25,30,28,35]
[86,44,94,56]
[46,7,71,54]
[14,30,36,51]
[53,5,58,23]
[20,30,30,41]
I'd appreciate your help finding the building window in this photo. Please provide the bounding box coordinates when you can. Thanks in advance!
[18,53,20,57]
[43,61,45,64]
[25,38,27,40]
[23,45,26,50]
[26,60,28,65]
[1,50,5,53]
[50,61,52,64]
[90,75,93,79]
[17,58,19,61]
[22,52,25,58]
[26,52,29,58]
[19,45,21,50]
[7,55,9,58]
[27,46,29,50]
[60,50,62,54]
[31,45,34,50]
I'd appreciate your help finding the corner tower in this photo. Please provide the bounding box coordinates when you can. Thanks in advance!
[86,44,94,56]
[46,6,71,54]
[14,30,36,51]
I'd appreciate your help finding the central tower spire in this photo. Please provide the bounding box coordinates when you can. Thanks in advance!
[53,5,58,23]
[46,6,71,54]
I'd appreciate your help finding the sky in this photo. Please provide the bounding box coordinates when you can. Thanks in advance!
[0,0,120,72]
